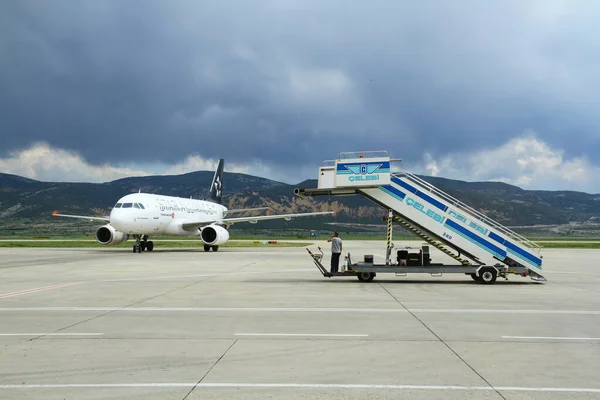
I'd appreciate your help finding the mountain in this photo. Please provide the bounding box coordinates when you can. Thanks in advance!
[2,171,600,232]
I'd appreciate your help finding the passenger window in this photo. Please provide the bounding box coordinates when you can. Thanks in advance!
[114,203,122,208]
[122,203,133,208]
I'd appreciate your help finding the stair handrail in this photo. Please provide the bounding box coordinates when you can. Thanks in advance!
[338,150,389,159]
[396,171,541,252]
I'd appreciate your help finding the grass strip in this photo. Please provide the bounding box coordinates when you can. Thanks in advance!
[0,240,312,248]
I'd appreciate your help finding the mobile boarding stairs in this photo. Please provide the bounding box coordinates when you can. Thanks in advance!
[295,151,546,284]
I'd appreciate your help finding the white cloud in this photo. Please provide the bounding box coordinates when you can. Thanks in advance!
[0,143,254,183]
[3,137,600,193]
[422,153,440,177]
[408,132,600,192]
[162,155,249,176]
[0,143,148,183]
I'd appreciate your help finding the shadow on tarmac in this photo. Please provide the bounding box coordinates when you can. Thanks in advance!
[243,278,539,285]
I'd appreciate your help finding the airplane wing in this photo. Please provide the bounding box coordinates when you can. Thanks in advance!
[181,211,335,230]
[52,211,110,222]
[225,207,271,214]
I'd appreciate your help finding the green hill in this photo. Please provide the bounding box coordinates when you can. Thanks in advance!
[1,171,600,236]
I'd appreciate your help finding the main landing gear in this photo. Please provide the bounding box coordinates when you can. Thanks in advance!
[203,244,219,252]
[133,235,154,253]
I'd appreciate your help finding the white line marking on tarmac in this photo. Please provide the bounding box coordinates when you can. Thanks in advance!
[99,268,314,282]
[545,271,600,276]
[545,269,599,273]
[0,333,104,337]
[1,383,600,393]
[0,282,82,299]
[1,307,600,315]
[503,336,600,341]
[410,309,600,315]
[235,333,369,337]
[0,307,406,313]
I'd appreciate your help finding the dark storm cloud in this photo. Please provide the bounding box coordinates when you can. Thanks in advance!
[1,0,600,170]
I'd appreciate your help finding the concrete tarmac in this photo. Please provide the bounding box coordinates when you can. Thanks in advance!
[1,241,599,399]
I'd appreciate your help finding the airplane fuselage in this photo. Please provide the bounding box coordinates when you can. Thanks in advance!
[52,157,332,253]
[110,193,227,236]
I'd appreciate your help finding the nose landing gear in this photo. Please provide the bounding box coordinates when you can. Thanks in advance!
[132,235,154,253]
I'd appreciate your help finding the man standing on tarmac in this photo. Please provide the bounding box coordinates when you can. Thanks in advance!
[327,231,343,273]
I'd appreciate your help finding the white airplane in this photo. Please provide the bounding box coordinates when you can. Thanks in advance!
[52,159,333,253]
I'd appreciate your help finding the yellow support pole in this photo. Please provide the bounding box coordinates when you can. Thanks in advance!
[386,209,393,265]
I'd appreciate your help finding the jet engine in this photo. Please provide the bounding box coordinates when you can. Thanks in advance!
[95,224,129,246]
[200,225,230,246]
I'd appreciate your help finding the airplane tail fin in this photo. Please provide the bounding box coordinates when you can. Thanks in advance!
[209,159,224,204]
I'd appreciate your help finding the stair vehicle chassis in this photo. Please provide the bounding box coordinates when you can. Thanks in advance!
[297,151,546,284]
[306,246,543,284]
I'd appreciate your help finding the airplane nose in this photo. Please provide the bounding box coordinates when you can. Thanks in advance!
[110,210,127,231]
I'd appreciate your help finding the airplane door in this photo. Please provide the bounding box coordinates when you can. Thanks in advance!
[152,203,161,231]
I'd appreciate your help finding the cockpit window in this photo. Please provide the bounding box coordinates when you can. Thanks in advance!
[122,203,133,208]
[138,203,145,209]
[114,203,122,208]
[134,203,140,209]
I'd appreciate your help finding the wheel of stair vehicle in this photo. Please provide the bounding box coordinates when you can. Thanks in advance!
[477,267,498,284]
[469,273,481,282]
[357,272,376,282]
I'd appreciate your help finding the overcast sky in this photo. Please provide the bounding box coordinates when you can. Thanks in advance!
[1,0,600,192]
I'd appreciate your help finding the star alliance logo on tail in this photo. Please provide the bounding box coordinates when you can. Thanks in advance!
[213,176,222,198]
[345,164,383,175]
